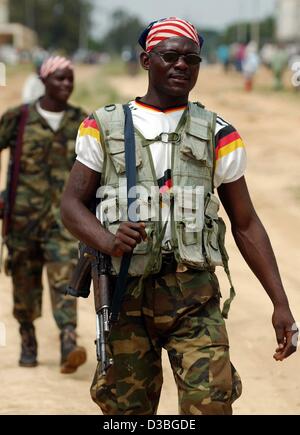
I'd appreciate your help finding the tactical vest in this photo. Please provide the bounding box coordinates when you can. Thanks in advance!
[93,101,234,286]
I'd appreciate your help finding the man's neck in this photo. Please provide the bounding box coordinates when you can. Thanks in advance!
[140,91,188,111]
[39,96,67,112]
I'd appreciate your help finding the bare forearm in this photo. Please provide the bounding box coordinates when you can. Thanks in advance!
[232,216,289,307]
[60,161,115,255]
[61,196,114,255]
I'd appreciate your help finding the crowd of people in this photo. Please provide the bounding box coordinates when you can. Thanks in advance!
[216,40,299,92]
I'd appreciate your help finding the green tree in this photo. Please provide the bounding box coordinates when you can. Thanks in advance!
[94,9,145,54]
[9,0,92,53]
[219,16,275,47]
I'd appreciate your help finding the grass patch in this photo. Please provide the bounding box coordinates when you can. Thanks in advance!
[71,63,126,112]
[288,186,300,202]
[101,57,128,77]
[5,63,32,77]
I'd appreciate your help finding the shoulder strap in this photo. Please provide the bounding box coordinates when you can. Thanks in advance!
[2,104,29,238]
[93,104,125,184]
[93,104,125,138]
[188,102,217,192]
[110,104,137,323]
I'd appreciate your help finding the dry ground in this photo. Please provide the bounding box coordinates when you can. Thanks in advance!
[0,64,299,414]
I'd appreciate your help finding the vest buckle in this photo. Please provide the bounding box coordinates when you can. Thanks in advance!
[158,132,181,144]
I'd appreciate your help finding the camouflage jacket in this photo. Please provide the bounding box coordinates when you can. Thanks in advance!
[0,102,87,237]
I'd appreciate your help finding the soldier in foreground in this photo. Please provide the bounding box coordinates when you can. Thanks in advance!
[0,56,87,373]
[61,18,297,414]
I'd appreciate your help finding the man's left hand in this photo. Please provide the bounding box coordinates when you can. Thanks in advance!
[272,304,298,361]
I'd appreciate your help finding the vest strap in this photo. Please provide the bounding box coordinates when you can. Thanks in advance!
[110,104,137,323]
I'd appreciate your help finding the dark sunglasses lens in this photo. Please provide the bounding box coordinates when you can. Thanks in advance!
[160,52,202,65]
[185,54,202,65]
[162,52,180,63]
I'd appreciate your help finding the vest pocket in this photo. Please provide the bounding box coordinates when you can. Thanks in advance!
[180,119,211,166]
[106,136,126,174]
[203,193,223,267]
[177,220,206,266]
[106,133,142,174]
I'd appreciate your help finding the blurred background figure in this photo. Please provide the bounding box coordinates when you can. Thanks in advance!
[270,43,289,90]
[21,49,47,103]
[121,45,139,76]
[260,43,276,69]
[242,41,260,91]
[217,44,230,72]
[0,56,88,374]
[234,43,246,72]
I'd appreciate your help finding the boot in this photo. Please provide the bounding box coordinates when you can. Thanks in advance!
[60,324,87,374]
[19,322,38,367]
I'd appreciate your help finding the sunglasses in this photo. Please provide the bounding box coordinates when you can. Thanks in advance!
[150,51,202,66]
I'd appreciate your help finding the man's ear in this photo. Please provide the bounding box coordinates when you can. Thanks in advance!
[140,52,150,71]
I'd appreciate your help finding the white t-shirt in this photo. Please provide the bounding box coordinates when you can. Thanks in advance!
[75,99,247,244]
[36,101,65,132]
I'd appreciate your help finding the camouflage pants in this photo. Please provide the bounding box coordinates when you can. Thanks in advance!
[8,225,78,330]
[91,268,242,415]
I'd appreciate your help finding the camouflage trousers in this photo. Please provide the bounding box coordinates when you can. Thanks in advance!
[91,267,242,415]
[8,225,78,330]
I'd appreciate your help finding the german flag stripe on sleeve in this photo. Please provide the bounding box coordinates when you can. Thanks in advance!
[79,114,100,142]
[215,124,245,161]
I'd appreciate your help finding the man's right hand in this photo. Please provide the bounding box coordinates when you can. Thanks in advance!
[108,222,147,257]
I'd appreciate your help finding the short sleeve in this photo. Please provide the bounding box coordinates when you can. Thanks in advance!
[75,115,104,173]
[214,116,247,188]
[0,107,21,151]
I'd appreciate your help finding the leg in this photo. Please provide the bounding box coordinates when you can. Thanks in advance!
[91,278,163,415]
[159,270,242,415]
[10,242,43,366]
[43,225,78,330]
[43,223,86,372]
[11,243,44,324]
[46,260,78,329]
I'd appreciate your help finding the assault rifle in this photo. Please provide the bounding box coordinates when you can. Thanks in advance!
[66,242,113,375]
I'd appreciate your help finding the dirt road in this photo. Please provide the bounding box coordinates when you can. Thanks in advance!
[1,64,299,414]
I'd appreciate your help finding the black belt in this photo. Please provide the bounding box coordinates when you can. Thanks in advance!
[161,252,176,264]
[160,252,177,273]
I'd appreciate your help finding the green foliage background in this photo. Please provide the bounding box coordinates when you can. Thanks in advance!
[9,0,91,53]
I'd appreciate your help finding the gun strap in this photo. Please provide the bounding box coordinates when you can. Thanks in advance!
[3,104,29,237]
[110,104,137,323]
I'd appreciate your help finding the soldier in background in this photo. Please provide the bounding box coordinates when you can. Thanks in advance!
[0,56,87,373]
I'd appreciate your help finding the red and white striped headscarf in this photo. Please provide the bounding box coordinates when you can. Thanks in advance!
[140,17,201,53]
[40,56,73,79]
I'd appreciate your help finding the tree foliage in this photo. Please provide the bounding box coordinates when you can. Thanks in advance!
[9,0,91,53]
[92,9,145,54]
[220,16,275,46]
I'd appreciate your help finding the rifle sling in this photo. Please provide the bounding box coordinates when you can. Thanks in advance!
[4,104,29,236]
[110,104,137,323]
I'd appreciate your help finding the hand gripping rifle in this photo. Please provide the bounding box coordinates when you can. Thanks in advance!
[66,242,113,375]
